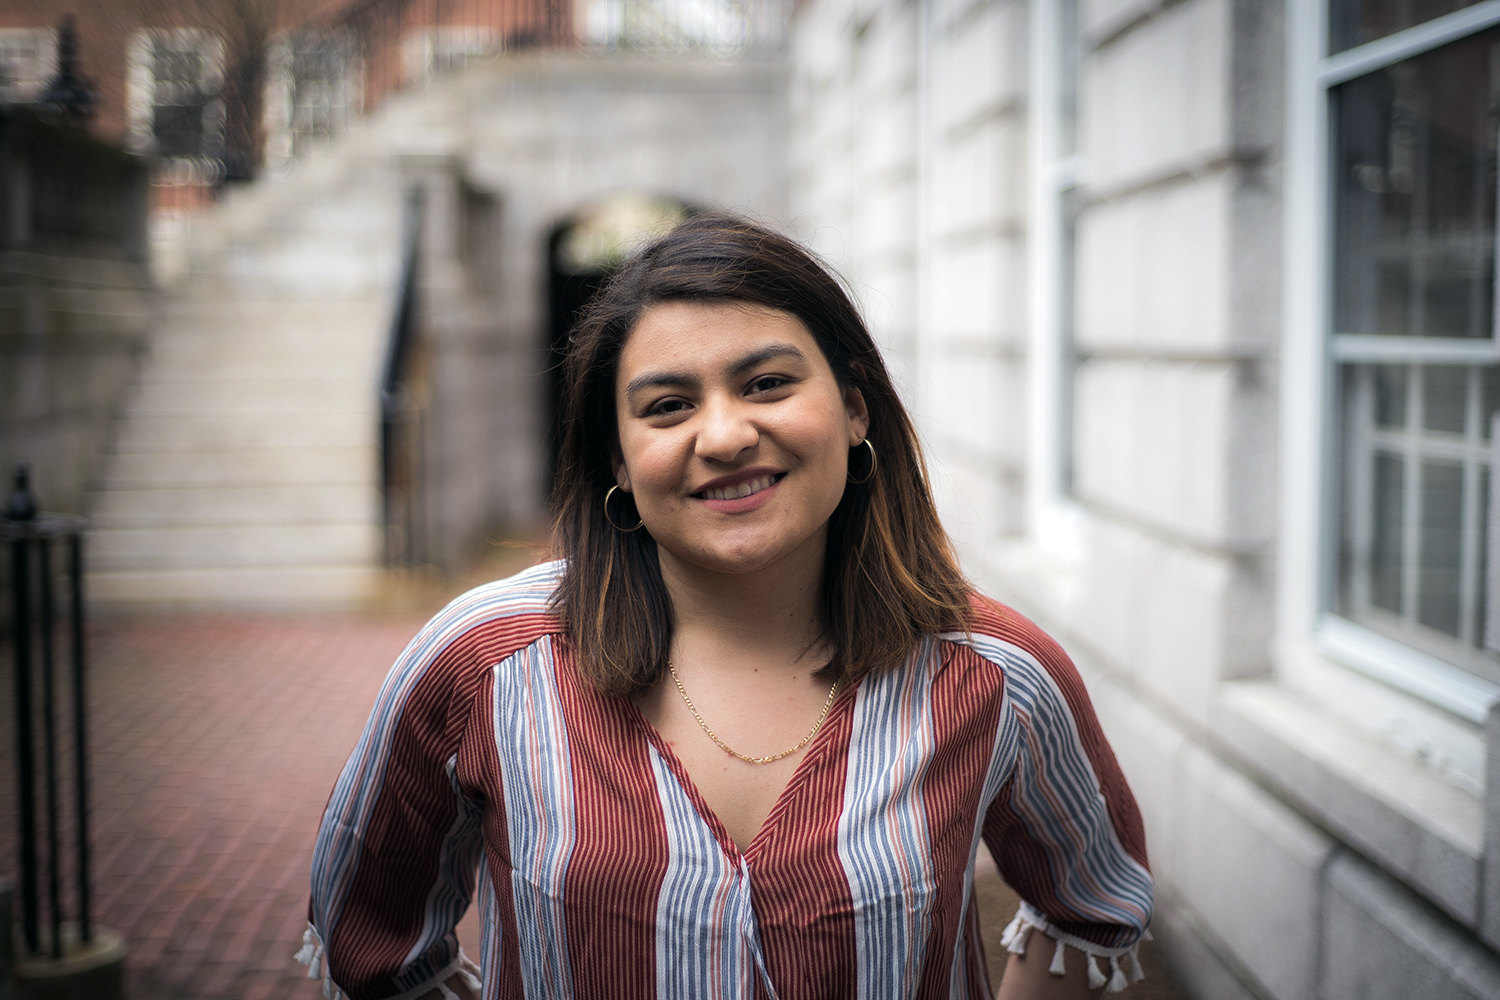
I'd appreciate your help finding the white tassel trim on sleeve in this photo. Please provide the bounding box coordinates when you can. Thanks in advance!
[296,922,482,1000]
[997,902,1148,993]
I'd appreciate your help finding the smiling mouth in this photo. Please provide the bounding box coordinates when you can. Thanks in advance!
[695,473,784,501]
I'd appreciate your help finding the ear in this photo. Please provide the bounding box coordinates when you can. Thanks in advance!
[610,450,632,492]
[843,387,870,445]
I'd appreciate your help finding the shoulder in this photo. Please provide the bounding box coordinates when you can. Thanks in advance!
[385,560,563,703]
[412,560,565,669]
[941,592,1089,715]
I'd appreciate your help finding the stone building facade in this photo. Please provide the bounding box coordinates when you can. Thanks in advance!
[784,0,1500,997]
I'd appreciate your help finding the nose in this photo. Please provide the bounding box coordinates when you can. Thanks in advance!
[695,395,758,463]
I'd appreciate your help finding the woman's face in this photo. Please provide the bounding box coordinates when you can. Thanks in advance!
[612,300,869,579]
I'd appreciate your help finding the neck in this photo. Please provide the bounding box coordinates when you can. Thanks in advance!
[659,539,828,678]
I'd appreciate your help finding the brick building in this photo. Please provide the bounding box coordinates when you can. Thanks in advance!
[0,0,568,210]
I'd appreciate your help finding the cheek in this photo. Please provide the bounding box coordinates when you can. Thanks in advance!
[618,432,681,495]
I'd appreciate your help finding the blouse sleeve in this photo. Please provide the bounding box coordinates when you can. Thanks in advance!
[299,612,488,1000]
[972,606,1154,992]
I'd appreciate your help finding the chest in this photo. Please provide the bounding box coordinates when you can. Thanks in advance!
[473,642,1007,895]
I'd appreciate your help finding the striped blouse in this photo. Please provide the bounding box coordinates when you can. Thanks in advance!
[300,561,1153,999]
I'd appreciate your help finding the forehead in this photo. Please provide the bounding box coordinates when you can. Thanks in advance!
[616,301,826,379]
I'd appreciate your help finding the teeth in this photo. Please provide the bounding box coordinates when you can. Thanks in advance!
[705,475,774,501]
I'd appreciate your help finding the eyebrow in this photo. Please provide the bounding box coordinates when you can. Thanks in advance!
[623,343,809,398]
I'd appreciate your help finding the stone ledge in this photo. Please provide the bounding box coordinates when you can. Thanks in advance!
[1323,851,1500,1000]
[1215,679,1482,926]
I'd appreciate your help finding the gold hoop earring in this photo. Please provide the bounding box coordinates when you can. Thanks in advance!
[847,438,877,485]
[604,485,645,532]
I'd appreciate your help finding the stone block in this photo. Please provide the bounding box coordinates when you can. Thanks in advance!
[1485,704,1500,949]
[930,236,1025,341]
[859,174,917,260]
[1072,358,1233,542]
[938,451,1022,561]
[855,259,916,347]
[929,350,1026,469]
[1174,746,1332,1000]
[1149,900,1263,1000]
[858,88,916,179]
[934,0,1027,133]
[1323,852,1500,1000]
[859,3,918,94]
[1082,0,1159,43]
[935,119,1025,236]
[1082,0,1230,192]
[1074,172,1231,352]
[1126,530,1232,719]
[1217,681,1483,926]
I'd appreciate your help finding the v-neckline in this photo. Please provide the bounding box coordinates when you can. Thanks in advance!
[624,679,859,863]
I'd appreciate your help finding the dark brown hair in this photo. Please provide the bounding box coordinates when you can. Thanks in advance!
[550,212,970,696]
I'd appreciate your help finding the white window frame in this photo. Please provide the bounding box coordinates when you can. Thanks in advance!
[263,29,362,174]
[401,27,499,87]
[126,28,226,180]
[1280,0,1500,725]
[1026,0,1085,557]
[0,28,58,104]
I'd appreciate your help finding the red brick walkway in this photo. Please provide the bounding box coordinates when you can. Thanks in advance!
[1,612,452,999]
[3,608,1187,999]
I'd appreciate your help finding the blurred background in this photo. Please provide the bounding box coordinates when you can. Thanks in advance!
[1,0,1499,996]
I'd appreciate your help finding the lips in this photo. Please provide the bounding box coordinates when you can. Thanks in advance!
[699,474,779,501]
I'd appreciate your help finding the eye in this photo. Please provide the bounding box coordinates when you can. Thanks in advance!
[646,396,692,418]
[748,375,791,395]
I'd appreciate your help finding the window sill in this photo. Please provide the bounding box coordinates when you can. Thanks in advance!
[1213,673,1483,927]
[1316,613,1500,724]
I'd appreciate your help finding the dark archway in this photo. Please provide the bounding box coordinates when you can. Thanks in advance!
[543,194,692,499]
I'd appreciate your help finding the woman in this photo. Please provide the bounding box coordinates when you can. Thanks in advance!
[300,214,1153,999]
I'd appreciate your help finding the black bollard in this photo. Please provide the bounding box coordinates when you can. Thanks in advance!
[4,460,93,960]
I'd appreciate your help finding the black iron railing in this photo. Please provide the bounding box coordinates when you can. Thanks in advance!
[4,461,93,960]
[380,188,427,568]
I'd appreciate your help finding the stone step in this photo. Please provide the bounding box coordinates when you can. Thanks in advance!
[99,447,372,488]
[122,378,371,413]
[83,65,430,610]
[89,483,378,529]
[88,522,379,572]
[109,412,375,453]
[86,564,381,608]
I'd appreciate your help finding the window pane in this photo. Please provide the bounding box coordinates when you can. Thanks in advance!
[1375,364,1408,427]
[1422,365,1467,433]
[153,103,205,159]
[1372,451,1406,612]
[1485,366,1500,438]
[1333,29,1499,339]
[1330,0,1484,53]
[1418,459,1464,634]
[1480,466,1491,643]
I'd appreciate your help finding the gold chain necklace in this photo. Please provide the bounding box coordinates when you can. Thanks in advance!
[668,662,839,765]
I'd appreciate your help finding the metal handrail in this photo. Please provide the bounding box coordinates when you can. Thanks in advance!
[379,188,424,567]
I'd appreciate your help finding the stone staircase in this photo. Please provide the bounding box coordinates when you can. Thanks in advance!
[85,122,412,608]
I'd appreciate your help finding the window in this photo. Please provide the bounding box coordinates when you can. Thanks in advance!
[265,31,360,171]
[127,30,225,178]
[401,27,498,86]
[1310,0,1500,718]
[579,0,786,53]
[0,28,57,104]
[1026,0,1084,543]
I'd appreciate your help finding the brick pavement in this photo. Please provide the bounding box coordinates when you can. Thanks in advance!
[3,602,1188,999]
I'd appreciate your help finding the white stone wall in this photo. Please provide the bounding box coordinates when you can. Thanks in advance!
[788,0,1030,553]
[786,0,1500,997]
